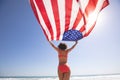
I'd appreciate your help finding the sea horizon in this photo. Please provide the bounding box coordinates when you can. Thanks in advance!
[0,73,120,78]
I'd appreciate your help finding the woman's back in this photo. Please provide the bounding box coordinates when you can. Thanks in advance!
[58,49,68,64]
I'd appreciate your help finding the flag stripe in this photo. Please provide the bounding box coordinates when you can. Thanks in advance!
[76,17,84,31]
[69,0,80,30]
[36,0,54,40]
[51,0,60,40]
[43,0,57,40]
[78,0,89,13]
[31,0,51,40]
[101,0,109,10]
[84,22,96,37]
[72,9,83,30]
[58,0,65,40]
[84,0,106,36]
[65,0,72,31]
[85,0,98,17]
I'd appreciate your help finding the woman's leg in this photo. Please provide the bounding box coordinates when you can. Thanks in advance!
[63,71,70,80]
[58,70,64,80]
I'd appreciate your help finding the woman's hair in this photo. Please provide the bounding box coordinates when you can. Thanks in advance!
[58,43,67,50]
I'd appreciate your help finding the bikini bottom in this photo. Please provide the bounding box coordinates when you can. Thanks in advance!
[58,64,70,73]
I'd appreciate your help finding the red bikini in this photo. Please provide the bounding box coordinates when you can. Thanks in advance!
[58,54,67,58]
[58,54,70,73]
[58,64,70,73]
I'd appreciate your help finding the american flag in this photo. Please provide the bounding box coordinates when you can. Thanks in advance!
[30,0,109,41]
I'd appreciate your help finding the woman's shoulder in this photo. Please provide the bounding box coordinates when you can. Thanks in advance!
[58,49,68,54]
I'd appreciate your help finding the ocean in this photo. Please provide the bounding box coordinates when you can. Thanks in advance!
[0,74,120,80]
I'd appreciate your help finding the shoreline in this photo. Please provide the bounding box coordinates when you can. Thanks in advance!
[0,73,120,78]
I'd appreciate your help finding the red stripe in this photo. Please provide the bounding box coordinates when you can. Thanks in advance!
[30,0,49,40]
[72,9,83,29]
[51,0,60,40]
[65,0,72,31]
[83,0,109,37]
[35,0,54,40]
[80,25,86,32]
[83,0,98,37]
[85,0,98,17]
[101,0,109,11]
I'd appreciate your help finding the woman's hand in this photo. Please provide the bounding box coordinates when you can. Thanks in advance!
[75,40,78,44]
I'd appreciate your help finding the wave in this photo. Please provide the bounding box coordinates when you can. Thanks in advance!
[0,74,120,80]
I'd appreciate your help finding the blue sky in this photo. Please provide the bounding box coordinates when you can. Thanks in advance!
[0,0,120,76]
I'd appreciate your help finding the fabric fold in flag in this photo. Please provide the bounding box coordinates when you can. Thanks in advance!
[30,0,109,41]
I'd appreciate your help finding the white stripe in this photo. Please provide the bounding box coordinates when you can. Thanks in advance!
[58,0,65,40]
[75,17,84,30]
[85,0,105,32]
[42,0,57,40]
[82,30,86,36]
[69,0,80,30]
[33,0,51,40]
[78,0,89,13]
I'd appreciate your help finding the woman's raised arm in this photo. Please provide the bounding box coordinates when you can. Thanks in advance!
[67,41,78,52]
[48,41,58,51]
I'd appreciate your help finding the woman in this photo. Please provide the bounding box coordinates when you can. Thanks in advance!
[49,41,78,80]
